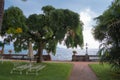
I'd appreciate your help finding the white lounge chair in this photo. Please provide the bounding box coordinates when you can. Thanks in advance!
[26,64,46,75]
[10,63,30,75]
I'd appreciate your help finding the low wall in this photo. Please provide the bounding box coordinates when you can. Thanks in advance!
[72,55,89,61]
[72,55,99,61]
[0,54,51,61]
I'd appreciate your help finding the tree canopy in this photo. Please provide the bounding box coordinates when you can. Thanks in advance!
[26,5,83,62]
[1,6,28,52]
[0,0,27,33]
[2,5,83,63]
[92,0,120,72]
[2,6,27,35]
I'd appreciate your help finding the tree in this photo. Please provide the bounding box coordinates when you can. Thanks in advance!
[0,0,26,33]
[2,6,26,34]
[27,5,83,63]
[0,0,4,33]
[0,41,4,54]
[92,0,120,72]
[2,5,83,63]
[1,6,28,53]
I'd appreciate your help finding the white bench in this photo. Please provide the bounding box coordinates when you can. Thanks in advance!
[10,63,30,74]
[26,64,46,75]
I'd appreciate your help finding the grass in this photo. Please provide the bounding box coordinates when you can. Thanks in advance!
[89,63,120,80]
[0,61,73,80]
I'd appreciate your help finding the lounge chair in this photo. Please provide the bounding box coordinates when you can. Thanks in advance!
[10,63,30,75]
[26,64,46,75]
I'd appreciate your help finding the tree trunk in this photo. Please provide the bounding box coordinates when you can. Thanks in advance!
[0,0,4,33]
[1,44,4,54]
[36,42,44,63]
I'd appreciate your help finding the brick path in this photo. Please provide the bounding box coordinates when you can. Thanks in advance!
[69,62,98,80]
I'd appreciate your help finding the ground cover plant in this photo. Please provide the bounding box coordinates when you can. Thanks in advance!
[0,61,73,80]
[89,63,120,80]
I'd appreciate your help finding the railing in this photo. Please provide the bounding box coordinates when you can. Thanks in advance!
[72,55,99,61]
[0,54,99,61]
[0,54,51,61]
[0,54,27,60]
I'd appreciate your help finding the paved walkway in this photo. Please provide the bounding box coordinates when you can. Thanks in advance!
[69,62,98,80]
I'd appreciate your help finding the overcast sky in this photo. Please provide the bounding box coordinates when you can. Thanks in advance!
[4,0,113,49]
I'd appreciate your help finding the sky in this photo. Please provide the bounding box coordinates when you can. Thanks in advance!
[4,0,113,49]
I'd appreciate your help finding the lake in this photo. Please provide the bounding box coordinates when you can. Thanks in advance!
[1,44,99,61]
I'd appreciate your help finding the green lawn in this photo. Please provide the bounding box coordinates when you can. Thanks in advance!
[89,63,120,80]
[0,61,73,80]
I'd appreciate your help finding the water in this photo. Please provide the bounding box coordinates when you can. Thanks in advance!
[1,45,99,61]
[50,48,98,60]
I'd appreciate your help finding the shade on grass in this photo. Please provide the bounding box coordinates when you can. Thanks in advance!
[0,61,73,80]
[89,63,120,80]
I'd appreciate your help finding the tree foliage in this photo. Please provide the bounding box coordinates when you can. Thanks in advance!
[2,5,83,63]
[26,5,83,62]
[2,6,27,35]
[92,0,120,72]
[1,6,28,52]
[0,0,27,32]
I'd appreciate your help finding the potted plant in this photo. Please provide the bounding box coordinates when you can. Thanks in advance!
[72,50,77,55]
[8,50,12,54]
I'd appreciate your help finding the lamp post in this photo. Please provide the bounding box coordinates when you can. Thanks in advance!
[85,43,89,61]
[86,43,88,55]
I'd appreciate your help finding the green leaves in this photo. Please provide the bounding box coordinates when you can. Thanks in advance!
[0,41,4,47]
[43,26,53,38]
[26,5,83,55]
[45,40,58,55]
[42,5,55,15]
[49,8,83,48]
[93,0,120,72]
[2,6,28,52]
[2,5,83,58]
[2,6,27,35]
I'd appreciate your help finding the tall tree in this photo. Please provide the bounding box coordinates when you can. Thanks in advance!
[2,6,26,35]
[0,0,4,33]
[27,5,83,63]
[0,0,26,33]
[2,6,83,63]
[1,6,27,53]
[92,0,120,72]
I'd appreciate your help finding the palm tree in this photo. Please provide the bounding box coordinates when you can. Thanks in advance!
[0,0,4,33]
[92,0,120,72]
